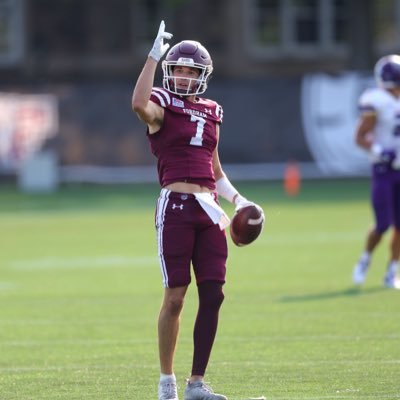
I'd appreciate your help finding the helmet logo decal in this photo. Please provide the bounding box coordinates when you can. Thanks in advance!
[177,57,195,65]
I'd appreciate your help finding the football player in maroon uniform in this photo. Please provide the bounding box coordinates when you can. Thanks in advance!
[132,21,262,400]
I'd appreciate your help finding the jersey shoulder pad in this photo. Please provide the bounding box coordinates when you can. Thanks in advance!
[215,101,224,123]
[200,97,224,123]
[150,87,172,108]
[359,87,390,112]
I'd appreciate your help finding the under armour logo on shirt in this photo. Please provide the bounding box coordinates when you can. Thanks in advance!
[172,203,184,210]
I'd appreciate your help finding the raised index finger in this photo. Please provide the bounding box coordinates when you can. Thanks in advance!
[157,20,165,36]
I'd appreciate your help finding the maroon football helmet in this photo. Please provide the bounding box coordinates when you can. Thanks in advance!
[162,40,213,95]
[374,54,400,89]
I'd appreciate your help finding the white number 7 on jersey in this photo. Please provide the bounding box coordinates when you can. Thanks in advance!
[190,115,206,146]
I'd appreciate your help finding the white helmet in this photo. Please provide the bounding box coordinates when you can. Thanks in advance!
[374,54,400,89]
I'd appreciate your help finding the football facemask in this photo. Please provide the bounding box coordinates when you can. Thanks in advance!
[162,60,212,95]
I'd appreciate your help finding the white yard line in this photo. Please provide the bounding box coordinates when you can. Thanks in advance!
[1,359,400,373]
[7,255,157,270]
[256,231,362,245]
[0,363,156,373]
[1,338,157,346]
[1,333,400,343]
[0,282,15,291]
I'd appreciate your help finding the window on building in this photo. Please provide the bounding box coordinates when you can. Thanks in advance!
[293,0,319,44]
[254,0,280,46]
[246,0,349,58]
[332,0,347,43]
[30,0,131,57]
[0,0,24,66]
[374,0,400,54]
[133,0,173,55]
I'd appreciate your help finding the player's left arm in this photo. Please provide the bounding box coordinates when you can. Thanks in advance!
[212,124,237,200]
[213,125,263,215]
[356,111,397,163]
[212,126,224,182]
[355,112,376,151]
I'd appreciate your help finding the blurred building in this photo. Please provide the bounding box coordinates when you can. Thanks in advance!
[1,0,400,182]
[2,0,398,80]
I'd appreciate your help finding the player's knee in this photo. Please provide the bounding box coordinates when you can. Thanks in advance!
[198,281,225,310]
[164,296,185,316]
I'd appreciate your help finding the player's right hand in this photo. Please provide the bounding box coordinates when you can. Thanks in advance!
[392,154,400,169]
[234,197,265,224]
[148,20,173,62]
[370,143,396,164]
[234,195,252,211]
[234,195,262,215]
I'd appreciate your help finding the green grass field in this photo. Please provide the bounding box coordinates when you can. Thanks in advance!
[1,179,400,399]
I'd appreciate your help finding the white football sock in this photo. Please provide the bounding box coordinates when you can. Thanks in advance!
[387,260,399,275]
[360,251,371,264]
[160,373,176,382]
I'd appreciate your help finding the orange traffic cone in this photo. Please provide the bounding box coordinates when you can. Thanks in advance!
[284,162,301,196]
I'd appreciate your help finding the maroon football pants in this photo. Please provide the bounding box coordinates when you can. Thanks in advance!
[155,189,228,288]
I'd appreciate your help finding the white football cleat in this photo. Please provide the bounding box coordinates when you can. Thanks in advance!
[383,273,400,289]
[159,378,178,400]
[353,259,370,285]
[184,381,227,400]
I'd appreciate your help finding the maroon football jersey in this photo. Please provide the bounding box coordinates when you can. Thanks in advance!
[147,87,223,190]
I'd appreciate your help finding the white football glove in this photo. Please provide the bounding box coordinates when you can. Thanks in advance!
[370,143,384,163]
[370,143,396,164]
[234,195,254,211]
[393,155,400,170]
[235,195,264,216]
[234,195,265,228]
[148,20,173,62]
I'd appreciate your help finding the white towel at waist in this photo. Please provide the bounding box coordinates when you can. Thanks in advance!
[194,192,230,230]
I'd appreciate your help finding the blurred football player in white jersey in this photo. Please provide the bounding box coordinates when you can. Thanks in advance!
[353,55,400,289]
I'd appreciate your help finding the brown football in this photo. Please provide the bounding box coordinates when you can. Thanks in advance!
[230,204,264,246]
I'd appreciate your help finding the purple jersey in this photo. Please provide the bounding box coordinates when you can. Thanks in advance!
[147,87,223,190]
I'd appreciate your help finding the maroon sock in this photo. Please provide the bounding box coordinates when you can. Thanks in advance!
[191,281,225,376]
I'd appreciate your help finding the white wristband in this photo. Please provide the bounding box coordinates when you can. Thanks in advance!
[370,143,383,157]
[234,194,247,206]
[216,176,239,204]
